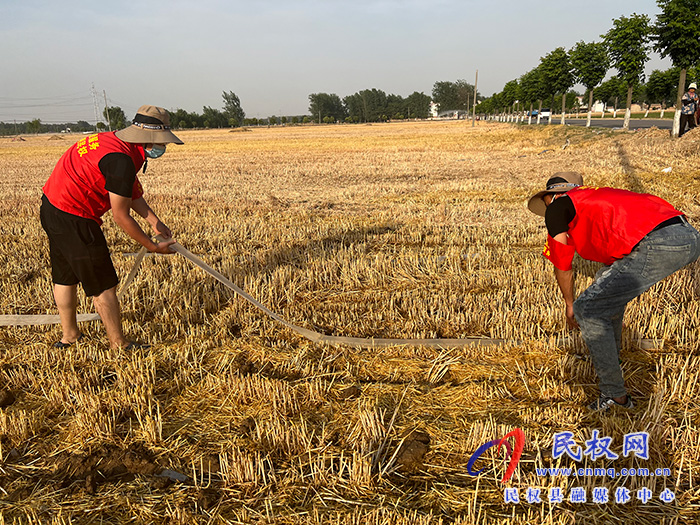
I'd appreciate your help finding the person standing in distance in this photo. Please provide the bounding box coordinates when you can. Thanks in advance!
[528,172,700,412]
[680,82,698,137]
[41,105,183,350]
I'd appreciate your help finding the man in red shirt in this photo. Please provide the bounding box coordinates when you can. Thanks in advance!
[41,105,182,350]
[528,172,700,412]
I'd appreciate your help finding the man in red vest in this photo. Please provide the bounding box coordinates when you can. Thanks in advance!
[528,172,700,412]
[41,105,182,350]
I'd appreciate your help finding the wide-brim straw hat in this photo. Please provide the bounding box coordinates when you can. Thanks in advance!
[115,105,184,145]
[527,171,584,216]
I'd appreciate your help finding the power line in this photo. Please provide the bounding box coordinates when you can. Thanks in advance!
[0,100,92,109]
[0,89,99,123]
[0,90,89,101]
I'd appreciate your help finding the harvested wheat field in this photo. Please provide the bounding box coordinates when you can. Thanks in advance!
[1,121,699,524]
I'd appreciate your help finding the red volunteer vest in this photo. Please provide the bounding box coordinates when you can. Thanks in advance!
[43,132,145,224]
[544,186,682,270]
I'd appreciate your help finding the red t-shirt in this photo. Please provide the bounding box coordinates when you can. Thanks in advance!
[43,132,145,224]
[543,186,683,270]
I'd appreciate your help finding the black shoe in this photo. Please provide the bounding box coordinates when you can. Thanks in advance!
[588,394,634,413]
[54,333,84,349]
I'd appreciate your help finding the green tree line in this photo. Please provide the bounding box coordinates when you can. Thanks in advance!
[308,89,435,123]
[476,0,700,136]
[0,119,97,136]
[2,80,476,135]
[307,81,481,124]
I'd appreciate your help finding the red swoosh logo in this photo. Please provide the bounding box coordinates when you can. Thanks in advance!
[497,428,525,483]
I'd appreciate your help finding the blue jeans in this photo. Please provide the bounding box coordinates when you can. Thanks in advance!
[573,220,700,398]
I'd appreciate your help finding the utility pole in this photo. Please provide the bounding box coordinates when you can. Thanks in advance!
[472,69,478,127]
[91,83,101,132]
[103,90,111,131]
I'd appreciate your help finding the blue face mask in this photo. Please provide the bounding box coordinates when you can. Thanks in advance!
[145,144,166,158]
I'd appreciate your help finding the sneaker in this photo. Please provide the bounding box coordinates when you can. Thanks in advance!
[53,333,84,349]
[588,394,634,413]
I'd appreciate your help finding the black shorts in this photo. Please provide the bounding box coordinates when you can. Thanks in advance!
[40,195,118,297]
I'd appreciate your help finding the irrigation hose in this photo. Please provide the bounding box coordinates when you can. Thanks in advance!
[0,240,661,350]
[0,247,147,327]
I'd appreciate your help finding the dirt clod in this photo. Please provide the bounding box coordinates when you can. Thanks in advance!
[394,430,431,472]
[54,444,159,489]
[337,385,361,400]
[197,488,221,510]
[235,352,257,375]
[237,416,256,436]
[0,389,16,408]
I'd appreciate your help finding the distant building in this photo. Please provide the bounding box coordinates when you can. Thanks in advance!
[430,101,439,118]
[430,104,469,120]
[591,101,605,113]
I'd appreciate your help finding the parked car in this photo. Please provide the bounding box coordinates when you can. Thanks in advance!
[540,108,551,118]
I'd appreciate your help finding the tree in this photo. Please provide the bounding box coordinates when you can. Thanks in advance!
[570,41,610,127]
[343,89,387,122]
[539,47,574,124]
[103,106,127,131]
[431,80,476,113]
[182,110,202,129]
[170,108,190,129]
[222,91,245,128]
[647,67,681,115]
[603,13,651,129]
[500,79,521,120]
[202,106,227,128]
[474,96,493,117]
[567,91,582,114]
[654,0,700,136]
[594,77,627,114]
[386,94,405,119]
[520,67,547,124]
[432,81,459,113]
[490,92,503,119]
[551,91,582,113]
[308,93,346,123]
[454,79,476,111]
[26,118,41,134]
[405,91,431,119]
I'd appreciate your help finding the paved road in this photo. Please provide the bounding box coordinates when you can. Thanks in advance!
[554,118,672,130]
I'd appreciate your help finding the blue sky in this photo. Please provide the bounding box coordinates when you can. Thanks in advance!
[0,0,671,123]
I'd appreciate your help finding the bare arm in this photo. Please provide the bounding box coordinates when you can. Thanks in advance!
[552,232,579,329]
[130,196,172,240]
[110,193,174,253]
